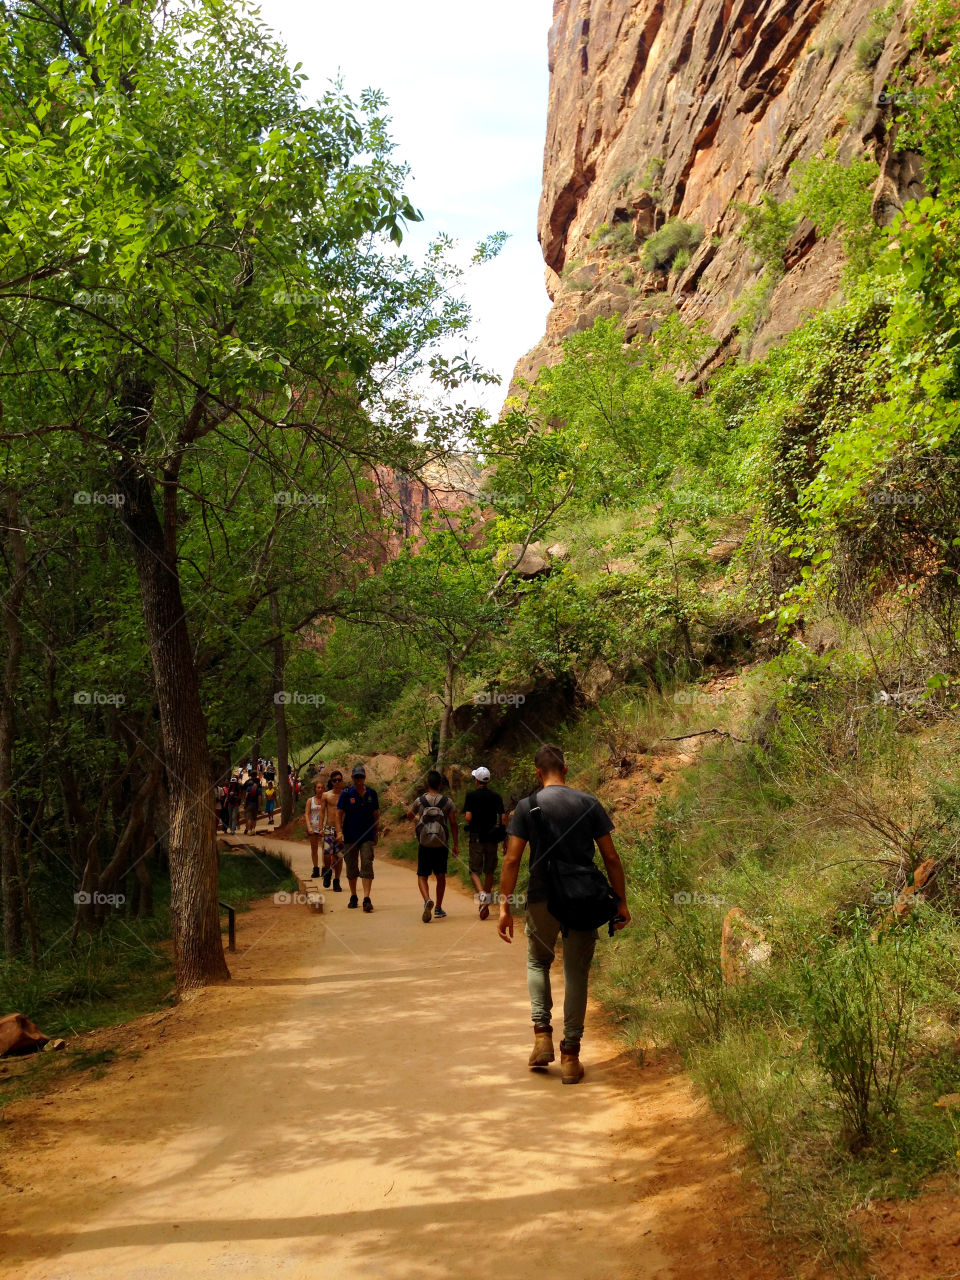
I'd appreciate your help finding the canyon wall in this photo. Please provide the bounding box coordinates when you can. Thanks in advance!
[515,0,924,385]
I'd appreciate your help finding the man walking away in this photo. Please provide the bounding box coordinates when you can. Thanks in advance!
[305,780,324,878]
[409,771,459,923]
[336,765,379,912]
[498,744,630,1085]
[243,773,262,835]
[464,766,505,920]
[320,770,345,891]
[226,774,242,835]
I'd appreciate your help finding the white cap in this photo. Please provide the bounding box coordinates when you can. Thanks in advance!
[472,766,491,783]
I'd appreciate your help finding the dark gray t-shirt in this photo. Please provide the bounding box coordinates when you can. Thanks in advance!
[507,786,614,903]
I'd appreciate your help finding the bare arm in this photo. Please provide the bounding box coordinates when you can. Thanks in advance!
[597,834,631,929]
[497,835,525,943]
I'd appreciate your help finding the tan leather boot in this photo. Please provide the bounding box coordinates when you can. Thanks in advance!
[528,1025,555,1069]
[560,1044,584,1085]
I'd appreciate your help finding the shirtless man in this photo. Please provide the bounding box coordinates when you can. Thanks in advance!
[304,780,325,879]
[319,769,344,891]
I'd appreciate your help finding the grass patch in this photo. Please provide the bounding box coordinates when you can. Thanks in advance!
[0,847,297,1108]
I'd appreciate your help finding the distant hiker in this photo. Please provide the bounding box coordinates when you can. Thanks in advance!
[264,779,277,828]
[265,760,276,782]
[463,766,506,920]
[409,770,459,923]
[320,769,345,891]
[305,780,324,878]
[336,765,380,912]
[498,744,630,1086]
[226,775,242,835]
[243,774,262,834]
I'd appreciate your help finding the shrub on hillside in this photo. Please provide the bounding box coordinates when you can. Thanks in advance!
[642,219,704,272]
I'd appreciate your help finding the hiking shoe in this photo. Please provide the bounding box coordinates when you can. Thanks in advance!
[310,866,321,879]
[479,895,490,921]
[322,868,332,889]
[529,1027,555,1070]
[433,907,447,919]
[422,898,434,923]
[560,1047,584,1085]
[362,897,373,913]
[348,894,359,909]
[332,878,342,892]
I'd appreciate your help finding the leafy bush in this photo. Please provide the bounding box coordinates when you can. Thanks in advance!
[642,219,704,272]
[856,3,897,69]
[792,149,882,275]
[792,914,920,1148]
[736,195,798,278]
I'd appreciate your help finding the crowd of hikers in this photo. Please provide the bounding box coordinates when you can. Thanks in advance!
[214,759,302,836]
[219,744,630,1085]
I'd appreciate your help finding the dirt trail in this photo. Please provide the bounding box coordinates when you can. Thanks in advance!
[0,837,781,1280]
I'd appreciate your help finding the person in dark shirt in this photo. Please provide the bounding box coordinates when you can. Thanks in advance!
[463,766,505,920]
[336,764,380,912]
[498,743,630,1085]
[242,775,261,834]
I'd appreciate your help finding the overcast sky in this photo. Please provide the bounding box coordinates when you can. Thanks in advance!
[256,0,554,417]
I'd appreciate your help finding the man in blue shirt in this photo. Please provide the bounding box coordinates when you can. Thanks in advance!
[336,764,380,912]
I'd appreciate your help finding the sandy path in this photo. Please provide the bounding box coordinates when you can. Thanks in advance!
[0,837,781,1280]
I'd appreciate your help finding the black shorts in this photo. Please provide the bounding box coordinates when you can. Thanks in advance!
[417,844,448,878]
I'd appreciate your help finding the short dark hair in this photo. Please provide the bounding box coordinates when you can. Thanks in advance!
[534,744,566,775]
[427,769,444,790]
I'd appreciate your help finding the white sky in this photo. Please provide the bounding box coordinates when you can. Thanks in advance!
[256,0,554,417]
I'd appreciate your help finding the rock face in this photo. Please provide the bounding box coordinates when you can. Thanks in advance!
[372,456,482,556]
[514,0,923,386]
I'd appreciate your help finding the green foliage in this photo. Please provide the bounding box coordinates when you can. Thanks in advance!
[736,195,798,278]
[793,914,920,1147]
[642,219,704,272]
[791,148,882,275]
[855,3,898,69]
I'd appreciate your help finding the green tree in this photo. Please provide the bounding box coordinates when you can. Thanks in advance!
[0,0,494,984]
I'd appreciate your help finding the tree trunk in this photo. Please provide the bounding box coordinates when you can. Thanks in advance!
[269,591,293,826]
[0,486,26,958]
[436,652,457,770]
[114,461,229,989]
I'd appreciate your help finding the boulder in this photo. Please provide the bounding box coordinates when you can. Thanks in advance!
[546,542,570,562]
[0,1012,49,1057]
[720,908,771,986]
[511,542,552,579]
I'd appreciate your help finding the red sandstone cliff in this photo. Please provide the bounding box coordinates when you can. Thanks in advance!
[515,0,924,384]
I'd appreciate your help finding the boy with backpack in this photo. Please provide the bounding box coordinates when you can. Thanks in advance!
[409,770,459,923]
[497,744,630,1085]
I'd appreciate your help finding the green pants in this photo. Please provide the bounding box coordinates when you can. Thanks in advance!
[525,900,598,1046]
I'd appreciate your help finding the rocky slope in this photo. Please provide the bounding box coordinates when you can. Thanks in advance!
[514,0,924,385]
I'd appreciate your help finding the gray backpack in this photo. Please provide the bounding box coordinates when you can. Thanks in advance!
[416,793,449,848]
